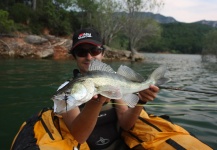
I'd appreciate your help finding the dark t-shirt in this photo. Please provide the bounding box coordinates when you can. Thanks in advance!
[85,104,120,149]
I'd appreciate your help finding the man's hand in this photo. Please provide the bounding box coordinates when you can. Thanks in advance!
[91,95,110,104]
[138,85,159,103]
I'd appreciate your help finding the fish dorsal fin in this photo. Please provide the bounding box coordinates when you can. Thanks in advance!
[117,65,144,82]
[89,59,115,73]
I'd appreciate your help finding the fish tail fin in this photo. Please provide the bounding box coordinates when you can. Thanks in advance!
[148,65,171,86]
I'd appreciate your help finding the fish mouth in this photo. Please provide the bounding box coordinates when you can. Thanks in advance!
[51,95,63,101]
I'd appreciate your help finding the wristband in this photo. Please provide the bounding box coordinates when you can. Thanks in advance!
[137,99,147,104]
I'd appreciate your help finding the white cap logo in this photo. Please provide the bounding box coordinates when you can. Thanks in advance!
[78,33,92,39]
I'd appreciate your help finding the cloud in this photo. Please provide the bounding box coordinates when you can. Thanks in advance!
[160,0,217,22]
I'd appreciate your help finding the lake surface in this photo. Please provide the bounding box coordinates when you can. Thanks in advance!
[0,53,216,149]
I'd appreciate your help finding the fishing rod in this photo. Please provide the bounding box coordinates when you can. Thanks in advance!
[159,86,217,95]
[137,104,217,107]
[107,102,217,107]
[107,86,217,107]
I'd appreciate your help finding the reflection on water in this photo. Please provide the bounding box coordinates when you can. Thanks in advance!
[0,54,216,149]
[142,53,217,149]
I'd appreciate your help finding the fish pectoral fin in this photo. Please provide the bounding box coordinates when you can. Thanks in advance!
[98,85,122,99]
[122,94,139,108]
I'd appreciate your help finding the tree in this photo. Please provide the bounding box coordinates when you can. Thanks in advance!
[28,0,74,35]
[73,0,99,28]
[32,0,37,10]
[9,3,33,24]
[202,30,217,62]
[72,0,124,46]
[0,10,15,34]
[120,0,164,61]
[24,0,75,10]
[90,0,124,46]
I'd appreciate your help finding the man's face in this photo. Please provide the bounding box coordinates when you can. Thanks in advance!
[74,43,104,74]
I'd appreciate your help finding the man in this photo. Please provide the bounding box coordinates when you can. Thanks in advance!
[55,28,159,149]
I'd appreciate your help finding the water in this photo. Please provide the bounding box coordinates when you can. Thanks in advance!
[0,53,216,149]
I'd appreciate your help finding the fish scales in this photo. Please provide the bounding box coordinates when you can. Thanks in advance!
[86,71,143,93]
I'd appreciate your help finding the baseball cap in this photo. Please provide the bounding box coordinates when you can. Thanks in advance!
[70,28,102,52]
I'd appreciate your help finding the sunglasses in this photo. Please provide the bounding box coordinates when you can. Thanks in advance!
[74,46,104,57]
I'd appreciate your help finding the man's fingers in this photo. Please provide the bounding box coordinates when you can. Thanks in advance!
[149,85,159,92]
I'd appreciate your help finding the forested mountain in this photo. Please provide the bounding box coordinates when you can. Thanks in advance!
[136,12,217,27]
[140,22,214,54]
[129,12,217,54]
[196,20,217,28]
[131,12,177,23]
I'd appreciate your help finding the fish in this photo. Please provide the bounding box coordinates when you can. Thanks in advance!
[52,59,170,113]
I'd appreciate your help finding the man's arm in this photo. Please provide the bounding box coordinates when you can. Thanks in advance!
[62,96,109,143]
[116,85,159,131]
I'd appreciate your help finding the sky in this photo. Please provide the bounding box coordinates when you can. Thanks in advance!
[159,0,217,23]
